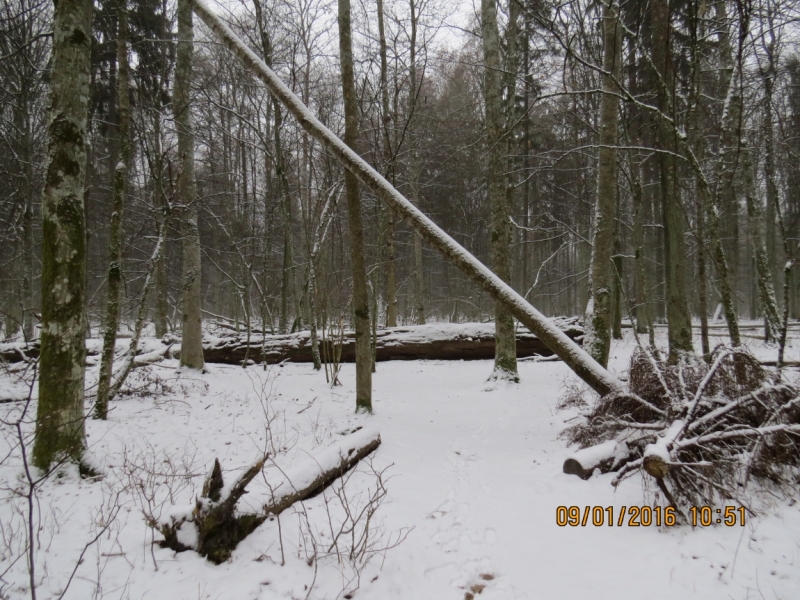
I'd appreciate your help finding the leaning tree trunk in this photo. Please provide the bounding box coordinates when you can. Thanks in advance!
[189,0,623,397]
[175,0,204,370]
[482,0,518,381]
[33,0,92,470]
[338,0,373,412]
[96,2,131,420]
[585,0,622,368]
[652,0,694,363]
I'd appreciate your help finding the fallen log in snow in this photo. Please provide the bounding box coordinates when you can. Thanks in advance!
[562,439,631,480]
[199,320,584,366]
[151,427,381,563]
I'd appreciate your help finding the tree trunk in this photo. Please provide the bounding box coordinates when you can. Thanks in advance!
[308,186,340,370]
[190,0,623,397]
[482,0,517,381]
[631,168,652,340]
[33,0,92,470]
[408,0,425,325]
[200,321,585,365]
[176,0,204,369]
[585,0,622,367]
[742,143,781,339]
[378,0,397,328]
[687,1,710,357]
[153,109,169,338]
[96,2,130,419]
[338,0,372,412]
[652,0,693,363]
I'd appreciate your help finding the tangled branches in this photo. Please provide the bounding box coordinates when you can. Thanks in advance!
[562,346,800,519]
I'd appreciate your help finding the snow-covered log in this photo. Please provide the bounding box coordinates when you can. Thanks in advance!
[187,0,623,397]
[151,428,381,563]
[562,439,630,480]
[199,321,584,365]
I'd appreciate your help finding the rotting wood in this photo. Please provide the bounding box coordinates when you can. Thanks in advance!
[200,322,584,365]
[151,431,381,563]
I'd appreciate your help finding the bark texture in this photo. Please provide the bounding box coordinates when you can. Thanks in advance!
[96,2,130,419]
[338,0,372,412]
[585,0,622,368]
[652,0,693,362]
[378,0,397,328]
[199,321,585,365]
[33,0,92,470]
[482,0,517,381]
[176,0,204,369]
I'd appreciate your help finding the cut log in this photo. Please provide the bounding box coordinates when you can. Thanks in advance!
[200,320,584,366]
[151,427,381,563]
[563,440,630,480]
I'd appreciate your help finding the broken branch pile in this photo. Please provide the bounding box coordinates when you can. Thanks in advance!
[562,346,800,517]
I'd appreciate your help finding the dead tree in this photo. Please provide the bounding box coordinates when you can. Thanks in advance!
[151,429,381,563]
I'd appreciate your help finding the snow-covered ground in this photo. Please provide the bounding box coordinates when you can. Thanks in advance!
[1,326,799,599]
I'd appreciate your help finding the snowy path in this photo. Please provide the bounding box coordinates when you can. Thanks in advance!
[361,354,800,600]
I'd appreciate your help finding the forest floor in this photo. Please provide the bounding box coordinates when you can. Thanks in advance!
[1,323,799,600]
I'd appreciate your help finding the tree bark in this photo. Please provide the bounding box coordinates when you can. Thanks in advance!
[408,0,425,325]
[742,142,781,339]
[482,0,518,381]
[189,0,623,397]
[33,0,92,470]
[378,0,397,328]
[176,0,204,369]
[200,321,585,365]
[338,0,372,412]
[652,0,693,363]
[153,109,169,338]
[96,1,130,419]
[585,0,622,367]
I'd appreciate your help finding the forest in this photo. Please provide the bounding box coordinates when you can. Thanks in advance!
[1,0,800,597]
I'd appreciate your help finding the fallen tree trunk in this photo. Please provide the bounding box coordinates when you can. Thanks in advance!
[200,321,584,366]
[562,439,632,480]
[188,0,622,397]
[151,428,381,563]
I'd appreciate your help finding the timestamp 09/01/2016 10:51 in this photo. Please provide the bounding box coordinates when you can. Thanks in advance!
[555,505,746,527]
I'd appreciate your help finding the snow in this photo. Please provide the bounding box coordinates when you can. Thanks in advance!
[1,325,799,599]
